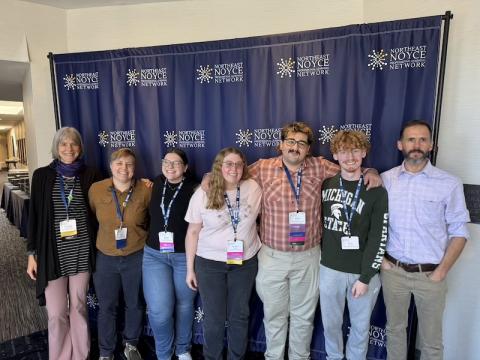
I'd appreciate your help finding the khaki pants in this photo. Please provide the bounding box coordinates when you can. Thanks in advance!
[381,264,447,360]
[256,245,320,360]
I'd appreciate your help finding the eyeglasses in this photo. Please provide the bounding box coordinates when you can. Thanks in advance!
[162,159,184,168]
[222,161,244,169]
[284,138,309,149]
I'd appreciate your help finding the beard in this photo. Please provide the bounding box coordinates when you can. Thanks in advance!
[403,149,430,163]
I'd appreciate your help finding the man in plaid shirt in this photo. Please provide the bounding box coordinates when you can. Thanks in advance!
[250,122,381,360]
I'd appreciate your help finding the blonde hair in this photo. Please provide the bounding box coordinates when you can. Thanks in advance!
[110,148,136,163]
[207,147,251,210]
[330,130,370,154]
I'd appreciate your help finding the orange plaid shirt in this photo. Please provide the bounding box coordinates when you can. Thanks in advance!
[249,155,340,252]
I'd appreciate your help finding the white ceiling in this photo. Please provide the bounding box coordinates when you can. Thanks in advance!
[17,0,186,9]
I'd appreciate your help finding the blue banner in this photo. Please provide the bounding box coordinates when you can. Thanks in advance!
[53,15,441,178]
[55,15,442,360]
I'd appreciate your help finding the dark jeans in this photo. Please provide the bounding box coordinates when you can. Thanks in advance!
[195,255,258,360]
[93,250,144,357]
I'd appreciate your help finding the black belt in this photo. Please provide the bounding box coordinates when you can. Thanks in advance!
[384,253,438,273]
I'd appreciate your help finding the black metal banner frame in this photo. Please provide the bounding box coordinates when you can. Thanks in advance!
[431,10,453,165]
[47,13,454,360]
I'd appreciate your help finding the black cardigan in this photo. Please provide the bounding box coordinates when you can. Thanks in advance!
[27,162,103,306]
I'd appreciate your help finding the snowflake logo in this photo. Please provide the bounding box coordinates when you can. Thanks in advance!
[164,131,178,147]
[196,65,213,84]
[126,68,140,86]
[367,49,389,70]
[86,293,98,309]
[98,131,109,147]
[235,129,253,147]
[276,58,296,78]
[194,307,204,322]
[63,74,76,90]
[318,125,338,144]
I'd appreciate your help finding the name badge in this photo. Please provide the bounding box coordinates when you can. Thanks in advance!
[227,240,244,265]
[159,231,175,253]
[59,219,77,239]
[341,236,360,250]
[289,211,306,246]
[115,227,128,249]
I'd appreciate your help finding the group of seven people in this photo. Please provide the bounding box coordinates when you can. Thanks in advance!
[26,120,469,360]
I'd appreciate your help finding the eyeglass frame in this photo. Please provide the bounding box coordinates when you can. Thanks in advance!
[162,159,185,168]
[283,138,310,149]
[222,161,244,169]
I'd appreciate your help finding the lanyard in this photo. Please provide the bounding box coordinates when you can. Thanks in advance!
[59,176,75,219]
[283,163,303,211]
[224,185,240,241]
[160,179,184,232]
[111,183,134,227]
[339,175,363,236]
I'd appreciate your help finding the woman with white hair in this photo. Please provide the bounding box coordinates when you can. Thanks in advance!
[27,126,103,360]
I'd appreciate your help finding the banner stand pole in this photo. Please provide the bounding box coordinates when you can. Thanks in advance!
[408,13,453,360]
[47,52,61,130]
[431,10,453,165]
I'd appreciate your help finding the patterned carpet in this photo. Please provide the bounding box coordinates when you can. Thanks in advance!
[0,330,48,360]
[0,207,48,343]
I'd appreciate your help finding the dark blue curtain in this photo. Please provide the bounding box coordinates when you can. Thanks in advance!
[56,15,442,359]
[54,15,441,179]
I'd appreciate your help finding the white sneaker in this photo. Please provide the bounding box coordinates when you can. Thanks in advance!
[124,343,142,360]
[177,353,192,360]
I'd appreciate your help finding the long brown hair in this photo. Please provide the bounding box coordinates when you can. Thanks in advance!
[207,147,251,210]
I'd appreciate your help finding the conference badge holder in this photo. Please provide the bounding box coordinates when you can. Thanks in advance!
[115,227,127,249]
[227,240,244,265]
[59,219,77,239]
[289,211,306,246]
[341,235,360,250]
[159,231,175,253]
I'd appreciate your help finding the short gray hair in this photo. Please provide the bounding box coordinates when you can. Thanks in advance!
[51,127,84,160]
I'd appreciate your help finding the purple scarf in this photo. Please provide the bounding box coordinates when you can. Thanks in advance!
[53,158,86,177]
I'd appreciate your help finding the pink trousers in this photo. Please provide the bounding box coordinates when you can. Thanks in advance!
[44,272,90,360]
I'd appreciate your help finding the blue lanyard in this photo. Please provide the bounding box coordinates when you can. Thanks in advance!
[160,179,184,231]
[339,175,363,236]
[59,176,75,219]
[111,183,134,227]
[224,185,240,241]
[283,164,303,211]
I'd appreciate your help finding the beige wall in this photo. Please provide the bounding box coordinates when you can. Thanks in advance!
[66,0,363,52]
[0,0,478,356]
[0,0,67,173]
